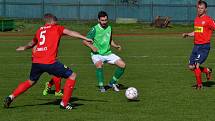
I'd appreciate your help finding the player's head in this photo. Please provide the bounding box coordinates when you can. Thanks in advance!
[197,0,207,17]
[43,13,58,24]
[98,11,108,28]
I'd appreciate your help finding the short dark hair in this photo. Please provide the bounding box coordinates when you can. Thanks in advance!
[98,11,108,19]
[198,0,207,8]
[43,13,58,23]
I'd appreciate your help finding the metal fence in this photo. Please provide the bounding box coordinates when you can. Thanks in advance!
[1,0,215,23]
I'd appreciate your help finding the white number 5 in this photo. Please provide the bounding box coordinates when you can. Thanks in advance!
[40,30,46,45]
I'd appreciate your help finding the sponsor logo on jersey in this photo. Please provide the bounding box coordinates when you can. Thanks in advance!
[36,47,48,51]
[194,26,203,33]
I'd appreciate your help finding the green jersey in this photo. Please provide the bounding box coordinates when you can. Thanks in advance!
[87,24,112,55]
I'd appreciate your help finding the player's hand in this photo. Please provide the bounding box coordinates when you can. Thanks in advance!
[182,33,188,38]
[16,46,26,51]
[116,45,122,51]
[85,38,93,43]
[91,46,98,53]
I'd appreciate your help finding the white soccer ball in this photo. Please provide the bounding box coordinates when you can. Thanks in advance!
[125,87,138,100]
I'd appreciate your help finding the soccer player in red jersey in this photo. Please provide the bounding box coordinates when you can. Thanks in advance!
[3,13,92,110]
[183,0,215,89]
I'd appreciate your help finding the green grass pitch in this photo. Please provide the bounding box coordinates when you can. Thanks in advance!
[1,22,215,121]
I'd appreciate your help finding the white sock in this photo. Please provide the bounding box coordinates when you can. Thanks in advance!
[9,95,14,100]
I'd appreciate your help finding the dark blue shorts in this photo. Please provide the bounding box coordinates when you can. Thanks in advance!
[29,61,73,81]
[189,43,210,65]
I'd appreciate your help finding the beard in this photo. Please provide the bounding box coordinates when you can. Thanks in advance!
[100,23,107,28]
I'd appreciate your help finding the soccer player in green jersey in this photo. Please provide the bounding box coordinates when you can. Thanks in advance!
[83,11,126,92]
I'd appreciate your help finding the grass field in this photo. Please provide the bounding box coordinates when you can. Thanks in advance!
[1,21,215,121]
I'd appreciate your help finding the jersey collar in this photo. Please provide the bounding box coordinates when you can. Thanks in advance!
[198,14,206,18]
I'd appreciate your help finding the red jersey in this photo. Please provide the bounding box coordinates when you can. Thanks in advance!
[32,24,65,64]
[194,15,215,44]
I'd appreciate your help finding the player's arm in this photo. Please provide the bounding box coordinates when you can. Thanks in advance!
[208,18,215,30]
[110,33,121,51]
[63,29,92,42]
[82,40,98,53]
[111,40,121,51]
[182,31,194,38]
[16,38,37,51]
[82,27,98,53]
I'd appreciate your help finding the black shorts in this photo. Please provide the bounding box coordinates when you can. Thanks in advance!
[29,61,73,81]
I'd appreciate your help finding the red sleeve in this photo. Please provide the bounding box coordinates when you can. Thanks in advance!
[32,34,37,43]
[208,17,215,30]
[58,25,65,35]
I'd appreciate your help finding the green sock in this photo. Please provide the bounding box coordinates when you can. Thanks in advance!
[109,67,125,85]
[96,68,104,87]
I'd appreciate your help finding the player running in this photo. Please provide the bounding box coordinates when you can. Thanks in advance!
[3,13,92,110]
[82,11,126,92]
[182,0,215,89]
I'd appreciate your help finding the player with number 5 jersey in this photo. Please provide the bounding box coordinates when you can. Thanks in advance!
[3,13,92,110]
[32,23,65,64]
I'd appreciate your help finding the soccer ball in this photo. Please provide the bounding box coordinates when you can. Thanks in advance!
[125,87,138,100]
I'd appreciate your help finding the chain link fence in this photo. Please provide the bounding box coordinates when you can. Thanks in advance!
[0,0,215,23]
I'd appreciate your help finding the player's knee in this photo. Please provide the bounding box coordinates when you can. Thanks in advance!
[95,61,103,68]
[68,72,77,80]
[116,60,126,68]
[27,80,36,85]
[121,61,126,68]
[188,65,195,70]
[119,62,126,68]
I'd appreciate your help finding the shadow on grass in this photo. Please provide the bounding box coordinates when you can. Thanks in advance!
[103,84,128,91]
[48,84,128,93]
[8,97,81,109]
[202,81,215,87]
[127,99,140,102]
[38,97,108,103]
[191,81,215,88]
[8,97,107,109]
